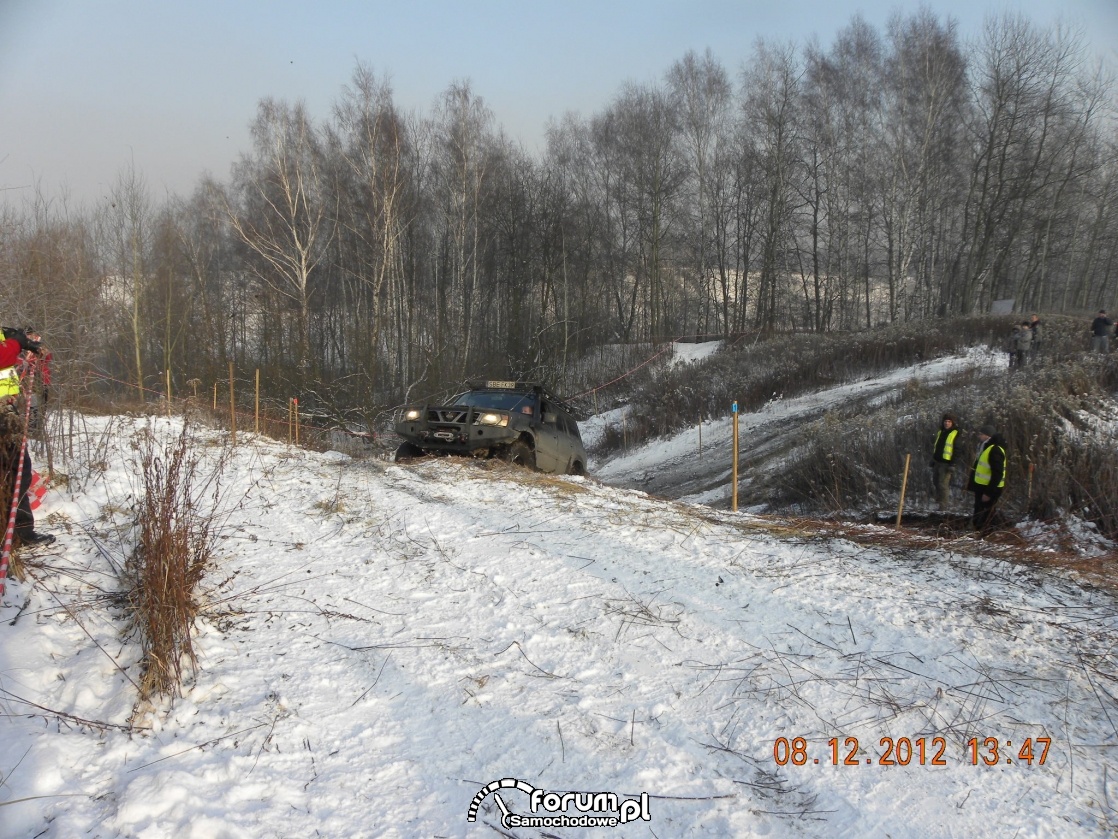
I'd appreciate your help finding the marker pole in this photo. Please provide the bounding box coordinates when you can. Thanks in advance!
[731,401,739,512]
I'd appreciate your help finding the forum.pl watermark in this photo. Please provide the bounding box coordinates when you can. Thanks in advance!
[467,777,652,829]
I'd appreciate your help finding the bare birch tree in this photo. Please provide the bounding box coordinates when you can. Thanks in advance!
[668,49,732,335]
[227,98,334,379]
[331,64,411,401]
[99,159,153,394]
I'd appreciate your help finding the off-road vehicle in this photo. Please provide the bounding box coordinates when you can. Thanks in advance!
[393,381,587,475]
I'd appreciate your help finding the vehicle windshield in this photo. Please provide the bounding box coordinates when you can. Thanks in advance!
[453,390,537,414]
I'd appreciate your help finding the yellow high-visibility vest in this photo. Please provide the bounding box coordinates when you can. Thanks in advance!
[935,428,958,462]
[0,330,19,399]
[0,366,17,398]
[974,443,1006,488]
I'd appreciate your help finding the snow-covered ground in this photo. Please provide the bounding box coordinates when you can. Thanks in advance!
[2,414,1117,838]
[666,340,723,368]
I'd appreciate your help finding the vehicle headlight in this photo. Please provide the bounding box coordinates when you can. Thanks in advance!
[477,412,509,427]
[403,408,421,421]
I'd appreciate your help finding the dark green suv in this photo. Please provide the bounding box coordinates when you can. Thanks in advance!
[394,381,588,475]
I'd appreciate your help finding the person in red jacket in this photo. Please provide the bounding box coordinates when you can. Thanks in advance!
[0,327,54,547]
[0,331,21,395]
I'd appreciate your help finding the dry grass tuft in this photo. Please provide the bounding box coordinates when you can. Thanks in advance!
[124,422,225,700]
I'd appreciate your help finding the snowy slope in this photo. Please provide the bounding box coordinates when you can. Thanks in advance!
[592,347,1003,506]
[1,415,1117,838]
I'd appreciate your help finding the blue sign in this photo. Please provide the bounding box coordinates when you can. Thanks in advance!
[731,401,738,414]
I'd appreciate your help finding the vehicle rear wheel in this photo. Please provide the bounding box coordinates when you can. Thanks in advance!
[394,441,425,462]
[500,440,536,470]
[569,461,586,476]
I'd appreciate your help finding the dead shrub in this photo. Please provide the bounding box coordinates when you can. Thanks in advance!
[124,421,225,700]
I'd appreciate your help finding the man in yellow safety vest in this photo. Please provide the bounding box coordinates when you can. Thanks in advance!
[930,413,959,511]
[967,425,1006,532]
[0,326,54,547]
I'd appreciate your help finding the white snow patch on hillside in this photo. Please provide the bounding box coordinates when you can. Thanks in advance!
[667,339,723,367]
[579,405,628,450]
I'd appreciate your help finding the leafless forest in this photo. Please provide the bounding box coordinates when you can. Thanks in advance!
[2,11,1116,421]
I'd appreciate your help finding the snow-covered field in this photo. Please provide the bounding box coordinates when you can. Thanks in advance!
[1,414,1117,838]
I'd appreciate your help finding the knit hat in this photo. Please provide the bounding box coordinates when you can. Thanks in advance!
[978,425,996,437]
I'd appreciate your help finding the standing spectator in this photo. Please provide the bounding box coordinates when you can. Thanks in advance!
[1091,310,1113,353]
[929,413,959,511]
[967,425,1006,532]
[1028,314,1041,360]
[0,327,54,547]
[1017,321,1033,364]
[1008,322,1032,368]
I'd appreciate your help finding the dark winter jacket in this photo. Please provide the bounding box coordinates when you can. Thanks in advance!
[968,436,1006,492]
[1092,315,1114,337]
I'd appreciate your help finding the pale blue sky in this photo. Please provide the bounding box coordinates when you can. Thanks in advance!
[2,0,1116,206]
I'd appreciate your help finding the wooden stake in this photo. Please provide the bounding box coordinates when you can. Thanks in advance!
[212,381,217,411]
[896,453,911,528]
[288,399,293,444]
[165,369,171,417]
[228,361,236,445]
[1027,462,1035,506]
[294,398,300,446]
[254,369,260,435]
[698,416,702,462]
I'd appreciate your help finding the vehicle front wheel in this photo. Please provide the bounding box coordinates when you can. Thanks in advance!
[500,440,536,470]
[394,441,425,462]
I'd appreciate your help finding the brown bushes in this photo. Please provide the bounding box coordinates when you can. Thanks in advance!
[778,353,1118,538]
[124,422,224,699]
[597,316,1013,457]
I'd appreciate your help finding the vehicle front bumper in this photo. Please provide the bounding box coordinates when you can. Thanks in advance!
[394,421,519,456]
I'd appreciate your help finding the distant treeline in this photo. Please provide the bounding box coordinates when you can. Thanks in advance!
[2,10,1116,419]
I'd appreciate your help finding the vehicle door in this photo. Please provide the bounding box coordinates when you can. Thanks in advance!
[534,401,563,473]
[563,414,587,469]
[554,414,580,471]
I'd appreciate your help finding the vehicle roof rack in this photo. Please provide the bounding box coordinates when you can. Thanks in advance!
[464,380,584,420]
[467,379,540,392]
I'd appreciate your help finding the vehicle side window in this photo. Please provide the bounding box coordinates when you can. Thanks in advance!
[556,413,576,438]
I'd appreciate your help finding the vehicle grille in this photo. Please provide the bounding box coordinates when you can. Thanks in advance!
[429,408,469,423]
